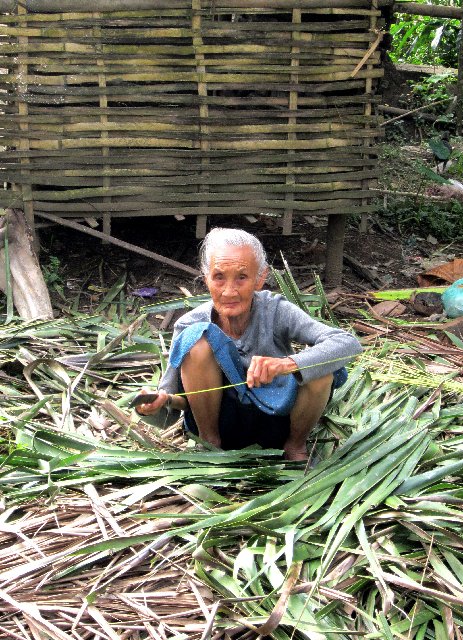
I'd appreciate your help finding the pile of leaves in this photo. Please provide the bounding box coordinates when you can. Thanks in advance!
[0,278,462,639]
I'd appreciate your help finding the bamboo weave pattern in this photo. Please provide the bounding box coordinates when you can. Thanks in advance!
[0,2,384,232]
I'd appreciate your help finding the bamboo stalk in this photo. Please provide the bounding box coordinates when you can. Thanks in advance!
[392,2,462,20]
[28,201,377,215]
[93,14,112,240]
[0,1,386,11]
[16,3,36,245]
[192,0,210,239]
[283,7,301,236]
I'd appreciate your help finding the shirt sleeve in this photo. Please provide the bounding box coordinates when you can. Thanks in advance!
[274,298,362,384]
[156,323,183,395]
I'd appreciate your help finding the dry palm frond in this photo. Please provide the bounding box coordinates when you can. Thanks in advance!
[0,279,462,639]
[0,491,213,640]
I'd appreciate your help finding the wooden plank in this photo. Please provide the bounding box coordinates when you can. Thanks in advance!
[2,131,380,151]
[0,118,381,135]
[30,201,375,216]
[8,169,378,185]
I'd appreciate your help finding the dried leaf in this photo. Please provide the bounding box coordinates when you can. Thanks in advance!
[418,259,463,286]
[371,300,406,317]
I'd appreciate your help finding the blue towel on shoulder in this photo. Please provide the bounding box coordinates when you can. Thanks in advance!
[169,322,298,416]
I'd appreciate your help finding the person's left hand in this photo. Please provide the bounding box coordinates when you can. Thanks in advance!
[246,356,297,388]
[133,388,170,416]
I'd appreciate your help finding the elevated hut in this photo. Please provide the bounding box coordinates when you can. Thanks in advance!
[0,0,387,283]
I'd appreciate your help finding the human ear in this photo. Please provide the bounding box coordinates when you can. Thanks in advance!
[255,268,268,291]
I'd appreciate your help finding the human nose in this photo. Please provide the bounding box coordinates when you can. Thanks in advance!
[222,280,237,297]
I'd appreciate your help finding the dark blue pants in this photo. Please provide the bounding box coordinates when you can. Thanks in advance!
[184,367,347,450]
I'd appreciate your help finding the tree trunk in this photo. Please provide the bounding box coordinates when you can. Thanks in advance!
[0,209,53,320]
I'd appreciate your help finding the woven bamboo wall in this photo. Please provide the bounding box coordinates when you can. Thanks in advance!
[0,1,384,237]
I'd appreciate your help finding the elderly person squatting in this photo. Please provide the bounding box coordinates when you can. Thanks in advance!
[135,228,362,461]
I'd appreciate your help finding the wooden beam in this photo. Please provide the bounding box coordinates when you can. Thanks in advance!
[378,104,437,124]
[0,0,381,11]
[35,212,201,277]
[392,2,462,20]
[378,97,454,127]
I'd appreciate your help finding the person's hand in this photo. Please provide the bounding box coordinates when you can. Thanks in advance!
[134,388,170,416]
[246,356,297,388]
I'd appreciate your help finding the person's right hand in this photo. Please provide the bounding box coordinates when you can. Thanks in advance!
[246,355,297,388]
[134,388,171,416]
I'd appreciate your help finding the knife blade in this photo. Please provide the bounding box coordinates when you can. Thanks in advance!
[129,392,159,408]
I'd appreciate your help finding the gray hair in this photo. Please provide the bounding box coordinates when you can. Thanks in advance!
[199,227,268,277]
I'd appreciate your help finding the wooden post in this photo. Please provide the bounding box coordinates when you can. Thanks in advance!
[359,0,379,234]
[325,214,346,288]
[192,0,209,239]
[283,8,301,236]
[16,3,36,246]
[94,15,112,240]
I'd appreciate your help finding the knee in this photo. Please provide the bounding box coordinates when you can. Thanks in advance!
[183,336,215,364]
[296,373,333,405]
[306,373,334,395]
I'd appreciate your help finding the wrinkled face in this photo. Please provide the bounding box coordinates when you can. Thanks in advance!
[205,245,267,321]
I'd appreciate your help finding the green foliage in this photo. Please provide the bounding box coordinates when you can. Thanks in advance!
[377,143,450,192]
[428,136,452,161]
[380,197,463,242]
[42,254,63,292]
[448,151,463,179]
[390,10,460,68]
[414,159,451,183]
[407,72,457,126]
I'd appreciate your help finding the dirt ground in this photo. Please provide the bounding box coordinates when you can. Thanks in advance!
[38,206,447,316]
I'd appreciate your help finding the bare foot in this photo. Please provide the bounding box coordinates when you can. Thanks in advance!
[200,435,222,449]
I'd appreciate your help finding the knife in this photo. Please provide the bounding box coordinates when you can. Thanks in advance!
[128,392,159,408]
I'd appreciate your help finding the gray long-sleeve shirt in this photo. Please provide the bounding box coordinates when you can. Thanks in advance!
[158,289,362,394]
